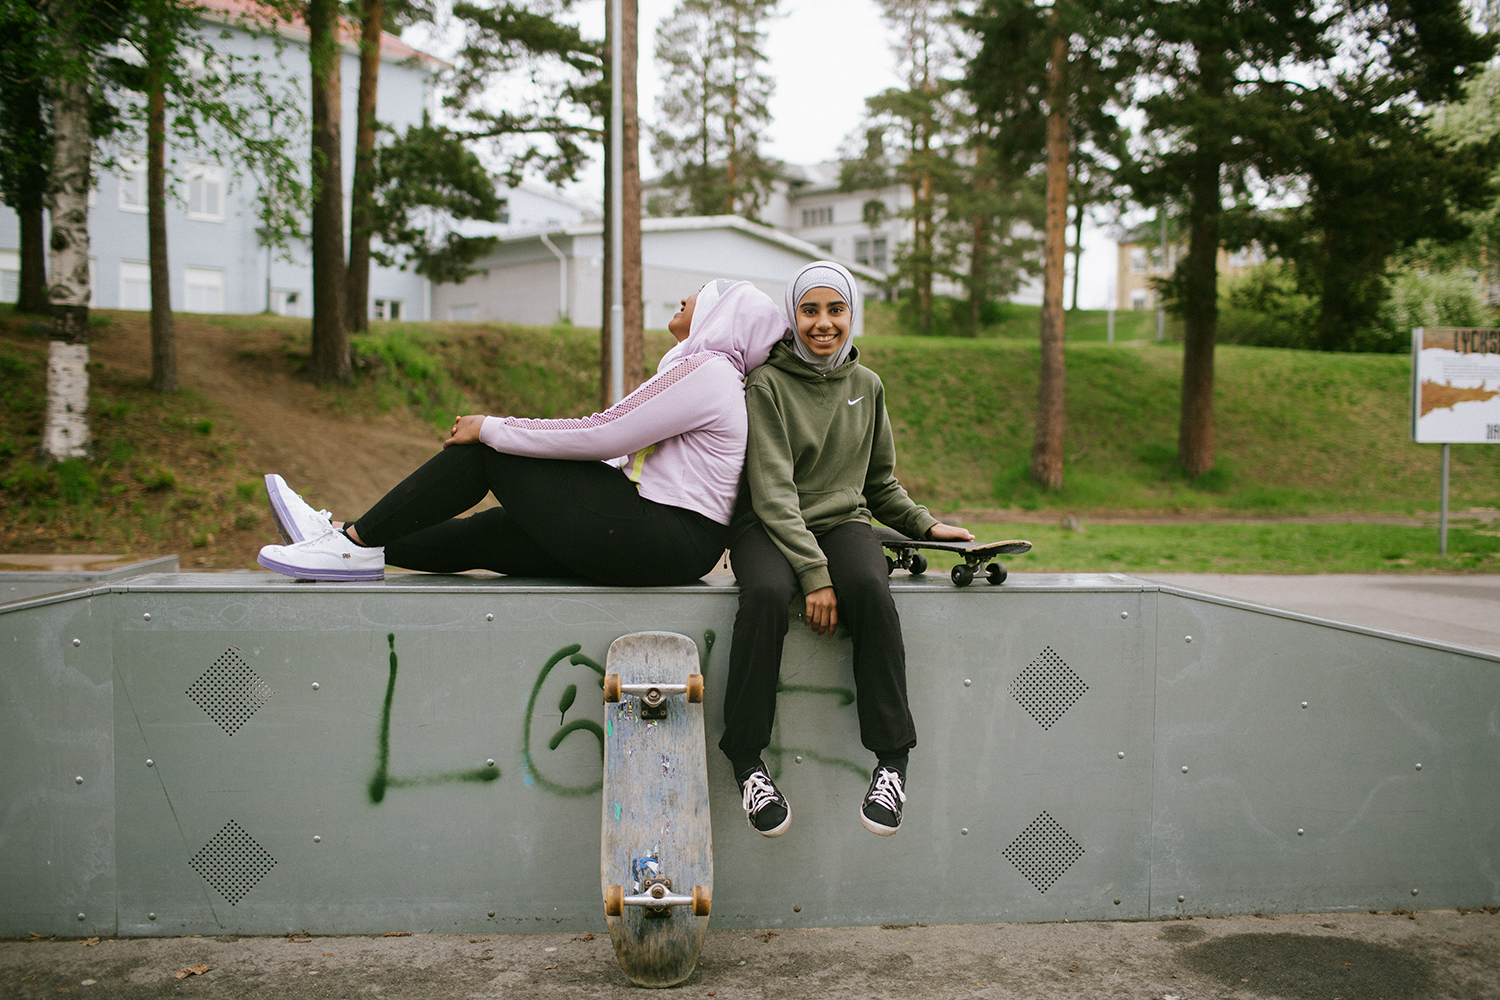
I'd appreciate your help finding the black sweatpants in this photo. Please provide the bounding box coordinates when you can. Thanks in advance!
[350,444,726,587]
[719,520,917,764]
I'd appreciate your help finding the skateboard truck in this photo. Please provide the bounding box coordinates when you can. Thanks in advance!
[604,881,711,917]
[603,674,705,718]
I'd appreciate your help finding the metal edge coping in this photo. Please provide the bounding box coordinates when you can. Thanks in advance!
[5,572,1497,665]
[1145,581,1500,664]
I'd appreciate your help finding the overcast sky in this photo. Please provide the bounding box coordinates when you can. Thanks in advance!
[414,0,1119,309]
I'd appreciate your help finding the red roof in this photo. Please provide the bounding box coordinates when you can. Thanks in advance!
[194,0,448,68]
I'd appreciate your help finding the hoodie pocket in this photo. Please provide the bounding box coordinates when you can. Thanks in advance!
[797,487,861,531]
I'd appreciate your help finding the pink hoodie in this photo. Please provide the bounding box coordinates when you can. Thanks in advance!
[479,282,788,524]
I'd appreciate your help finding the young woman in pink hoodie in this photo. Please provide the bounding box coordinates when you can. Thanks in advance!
[257,280,786,585]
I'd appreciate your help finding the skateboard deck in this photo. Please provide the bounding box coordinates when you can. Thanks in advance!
[873,525,1033,587]
[601,632,712,988]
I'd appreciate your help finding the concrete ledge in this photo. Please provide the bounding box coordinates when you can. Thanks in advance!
[2,572,1497,937]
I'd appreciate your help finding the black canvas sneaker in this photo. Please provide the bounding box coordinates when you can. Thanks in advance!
[860,765,906,835]
[738,765,791,837]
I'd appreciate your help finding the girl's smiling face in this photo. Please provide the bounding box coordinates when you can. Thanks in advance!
[794,286,851,358]
[668,292,698,342]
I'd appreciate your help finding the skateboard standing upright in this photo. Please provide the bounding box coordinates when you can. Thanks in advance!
[601,632,712,988]
[873,525,1033,586]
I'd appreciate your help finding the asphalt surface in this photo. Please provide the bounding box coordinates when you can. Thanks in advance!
[5,909,1499,999]
[1141,573,1500,655]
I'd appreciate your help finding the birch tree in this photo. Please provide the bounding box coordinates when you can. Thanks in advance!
[38,0,126,461]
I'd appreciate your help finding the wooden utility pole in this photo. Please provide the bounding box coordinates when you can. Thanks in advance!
[601,0,642,407]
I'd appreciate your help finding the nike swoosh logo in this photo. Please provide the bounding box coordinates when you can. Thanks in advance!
[847,397,864,406]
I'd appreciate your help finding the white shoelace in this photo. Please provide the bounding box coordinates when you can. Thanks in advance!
[866,768,906,813]
[741,772,782,816]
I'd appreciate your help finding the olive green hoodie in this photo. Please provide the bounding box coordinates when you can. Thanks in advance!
[732,340,938,594]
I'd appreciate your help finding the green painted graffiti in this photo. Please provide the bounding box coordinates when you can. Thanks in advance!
[520,644,607,797]
[367,633,501,804]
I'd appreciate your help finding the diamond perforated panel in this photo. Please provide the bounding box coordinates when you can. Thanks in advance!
[185,647,272,735]
[1002,811,1085,893]
[188,820,277,905]
[1009,646,1088,729]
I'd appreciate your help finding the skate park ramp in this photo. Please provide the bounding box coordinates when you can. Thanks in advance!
[2,570,1496,937]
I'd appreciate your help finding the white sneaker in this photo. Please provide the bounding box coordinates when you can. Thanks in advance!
[265,473,333,544]
[258,526,385,582]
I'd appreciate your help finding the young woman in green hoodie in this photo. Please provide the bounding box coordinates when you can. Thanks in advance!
[721,260,973,838]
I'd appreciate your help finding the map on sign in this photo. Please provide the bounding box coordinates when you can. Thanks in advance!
[1411,327,1500,444]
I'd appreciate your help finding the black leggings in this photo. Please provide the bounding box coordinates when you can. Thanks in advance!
[719,521,917,764]
[349,444,727,587]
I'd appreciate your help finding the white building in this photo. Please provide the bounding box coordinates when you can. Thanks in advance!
[433,215,883,334]
[0,0,443,321]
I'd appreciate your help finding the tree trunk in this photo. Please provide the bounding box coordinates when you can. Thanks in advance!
[146,54,177,393]
[41,11,91,461]
[622,0,642,395]
[14,76,49,314]
[598,16,613,411]
[916,163,933,335]
[1068,195,1084,311]
[1176,51,1225,479]
[18,204,48,314]
[346,0,383,333]
[307,0,350,382]
[969,211,987,333]
[1176,151,1221,477]
[1031,30,1069,491]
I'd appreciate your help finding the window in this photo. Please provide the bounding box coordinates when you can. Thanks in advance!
[271,289,301,317]
[856,237,889,272]
[1128,247,1147,274]
[373,298,403,321]
[801,206,833,227]
[1130,289,1147,310]
[814,240,834,255]
[449,304,479,322]
[185,164,225,221]
[119,260,151,310]
[119,160,147,213]
[183,267,224,312]
[0,251,19,304]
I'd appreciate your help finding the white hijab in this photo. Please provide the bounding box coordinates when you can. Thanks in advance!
[783,260,859,372]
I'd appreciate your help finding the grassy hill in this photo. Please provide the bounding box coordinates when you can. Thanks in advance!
[1,305,1496,573]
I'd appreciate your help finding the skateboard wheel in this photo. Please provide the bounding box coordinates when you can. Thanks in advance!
[986,562,1007,585]
[603,674,622,703]
[693,884,711,917]
[951,564,974,587]
[885,555,895,576]
[909,553,928,576]
[605,885,623,916]
[686,673,704,703]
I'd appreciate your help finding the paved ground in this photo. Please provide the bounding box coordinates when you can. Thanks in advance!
[5,909,1499,999]
[1141,573,1500,655]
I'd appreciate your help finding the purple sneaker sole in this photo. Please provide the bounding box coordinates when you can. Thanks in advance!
[265,474,298,544]
[257,550,385,582]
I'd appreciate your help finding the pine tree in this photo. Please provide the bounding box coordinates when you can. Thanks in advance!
[649,0,780,218]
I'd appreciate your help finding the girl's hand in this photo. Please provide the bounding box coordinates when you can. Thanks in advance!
[804,586,839,637]
[927,522,974,542]
[443,414,486,448]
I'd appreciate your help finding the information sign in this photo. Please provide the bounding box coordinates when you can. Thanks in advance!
[1411,327,1500,443]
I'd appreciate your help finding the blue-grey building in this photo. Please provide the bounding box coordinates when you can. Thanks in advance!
[0,0,442,321]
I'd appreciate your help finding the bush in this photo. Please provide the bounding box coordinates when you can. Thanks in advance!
[1217,265,1316,348]
[1379,267,1491,338]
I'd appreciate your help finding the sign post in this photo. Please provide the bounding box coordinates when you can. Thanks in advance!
[1411,326,1500,554]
